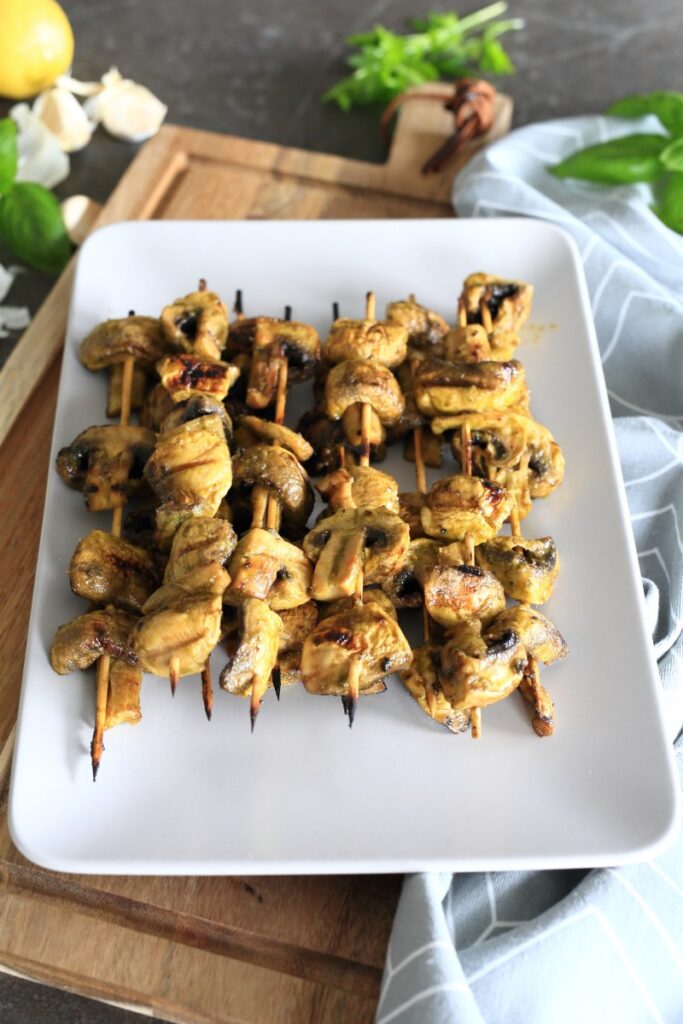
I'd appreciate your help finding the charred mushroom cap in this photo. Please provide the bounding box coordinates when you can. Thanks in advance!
[381,537,441,609]
[160,288,229,360]
[231,444,314,534]
[79,315,166,371]
[438,618,527,711]
[476,535,559,605]
[325,359,405,425]
[50,608,139,675]
[160,393,233,441]
[489,605,568,665]
[461,273,533,331]
[227,316,321,381]
[56,424,156,511]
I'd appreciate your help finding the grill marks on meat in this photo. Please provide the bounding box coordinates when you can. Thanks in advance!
[69,530,159,613]
[156,354,240,404]
[226,528,312,610]
[415,358,528,416]
[164,517,238,582]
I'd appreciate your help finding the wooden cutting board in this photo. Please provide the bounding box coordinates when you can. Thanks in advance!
[0,87,511,1024]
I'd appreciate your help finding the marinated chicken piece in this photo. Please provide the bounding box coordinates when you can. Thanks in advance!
[144,414,232,549]
[303,507,410,601]
[386,297,449,353]
[234,415,313,463]
[422,560,505,629]
[156,354,240,404]
[438,618,527,711]
[79,315,166,370]
[228,316,321,378]
[325,317,408,367]
[107,363,147,417]
[220,597,282,696]
[445,411,565,500]
[491,606,568,665]
[160,287,229,359]
[443,324,492,363]
[56,425,155,511]
[403,429,443,469]
[325,359,405,425]
[133,564,229,677]
[301,602,412,696]
[231,444,314,535]
[381,538,441,609]
[164,517,238,582]
[476,536,559,604]
[297,406,386,475]
[461,273,533,332]
[400,644,470,732]
[160,393,233,439]
[420,475,512,543]
[414,358,528,417]
[226,528,312,610]
[105,660,142,729]
[278,602,319,654]
[398,491,427,538]
[69,530,158,614]
[317,464,399,513]
[140,383,176,431]
[50,608,138,674]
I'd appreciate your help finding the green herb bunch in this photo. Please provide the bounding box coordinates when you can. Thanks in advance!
[0,117,72,274]
[551,92,683,235]
[323,3,523,111]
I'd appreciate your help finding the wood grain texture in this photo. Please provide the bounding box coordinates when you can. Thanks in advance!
[0,87,511,1023]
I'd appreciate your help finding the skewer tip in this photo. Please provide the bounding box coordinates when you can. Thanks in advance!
[332,301,340,320]
[233,289,243,316]
[250,691,262,732]
[284,305,292,322]
[198,277,207,291]
[272,667,281,701]
[341,694,358,728]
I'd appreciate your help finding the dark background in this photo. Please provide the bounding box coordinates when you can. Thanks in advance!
[0,0,677,1019]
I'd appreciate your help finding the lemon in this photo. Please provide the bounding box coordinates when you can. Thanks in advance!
[0,0,74,100]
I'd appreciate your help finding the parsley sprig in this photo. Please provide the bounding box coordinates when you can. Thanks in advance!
[323,4,523,111]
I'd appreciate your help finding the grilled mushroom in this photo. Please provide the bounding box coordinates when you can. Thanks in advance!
[160,287,229,359]
[144,413,232,549]
[490,606,568,665]
[164,516,238,582]
[156,353,240,404]
[301,601,411,696]
[438,618,527,712]
[303,507,410,601]
[420,474,512,543]
[400,644,470,732]
[226,528,313,610]
[317,464,399,513]
[381,537,441,609]
[231,444,314,536]
[50,608,139,674]
[325,317,408,367]
[476,535,559,604]
[69,530,159,614]
[79,315,166,370]
[133,564,229,678]
[461,273,533,332]
[56,424,155,511]
[386,297,449,353]
[160,393,233,439]
[414,358,528,416]
[422,559,505,628]
[325,359,405,426]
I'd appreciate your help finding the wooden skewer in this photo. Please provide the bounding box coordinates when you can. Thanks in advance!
[90,353,135,780]
[169,656,180,698]
[479,295,493,334]
[459,417,481,739]
[358,291,376,469]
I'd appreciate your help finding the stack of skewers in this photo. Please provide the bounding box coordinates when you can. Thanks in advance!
[50,271,568,778]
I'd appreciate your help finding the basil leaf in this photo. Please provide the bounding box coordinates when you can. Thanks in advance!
[654,173,683,234]
[607,91,683,136]
[0,183,72,274]
[660,137,683,172]
[0,118,18,194]
[550,134,668,184]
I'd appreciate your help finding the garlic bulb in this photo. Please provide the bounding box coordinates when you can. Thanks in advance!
[33,87,94,153]
[83,68,167,143]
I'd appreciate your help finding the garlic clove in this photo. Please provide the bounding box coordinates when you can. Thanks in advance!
[9,103,70,189]
[60,195,102,246]
[0,263,14,304]
[33,87,94,153]
[97,80,167,142]
[55,73,104,98]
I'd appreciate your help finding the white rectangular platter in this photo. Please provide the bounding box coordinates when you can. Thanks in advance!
[9,218,680,874]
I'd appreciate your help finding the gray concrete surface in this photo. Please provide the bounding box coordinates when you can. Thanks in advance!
[0,0,675,1018]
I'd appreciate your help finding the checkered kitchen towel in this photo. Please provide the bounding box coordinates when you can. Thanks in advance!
[376,116,683,1024]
